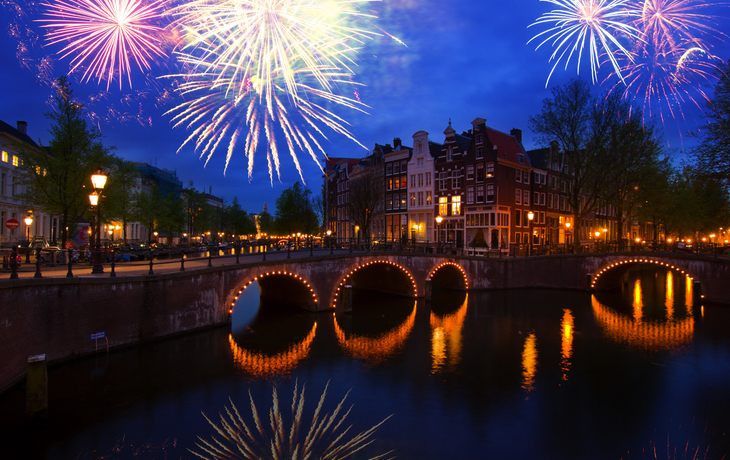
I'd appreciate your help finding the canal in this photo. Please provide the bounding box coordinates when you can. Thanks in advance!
[1,265,729,459]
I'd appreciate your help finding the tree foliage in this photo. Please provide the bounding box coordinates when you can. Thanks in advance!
[273,182,318,235]
[690,59,730,186]
[528,78,664,248]
[102,159,141,243]
[347,163,383,241]
[225,197,257,236]
[15,76,114,247]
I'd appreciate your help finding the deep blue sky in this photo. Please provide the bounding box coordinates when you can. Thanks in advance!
[1,0,729,213]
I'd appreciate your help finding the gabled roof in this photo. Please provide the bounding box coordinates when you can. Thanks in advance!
[0,119,38,147]
[454,133,471,152]
[526,147,551,170]
[486,127,530,167]
[428,140,443,158]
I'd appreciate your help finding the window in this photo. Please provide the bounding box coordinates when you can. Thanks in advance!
[394,162,400,174]
[401,175,407,188]
[337,183,341,192]
[560,196,566,210]
[418,191,424,206]
[386,164,392,175]
[476,134,483,144]
[452,196,461,215]
[1,151,7,162]
[486,162,494,177]
[561,180,566,193]
[516,209,522,227]
[439,172,450,191]
[476,147,483,158]
[0,173,5,196]
[466,165,474,180]
[426,191,432,205]
[418,173,423,187]
[534,192,539,205]
[540,211,545,224]
[523,190,529,206]
[346,181,349,190]
[516,170,522,182]
[387,196,393,210]
[410,175,415,188]
[393,194,400,209]
[515,189,521,204]
[417,157,424,167]
[446,148,453,161]
[337,195,341,205]
[548,193,553,208]
[476,164,484,182]
[387,179,392,191]
[540,193,546,206]
[425,172,431,186]
[523,171,529,184]
[394,176,400,189]
[486,184,494,203]
[467,186,474,204]
[452,170,462,189]
[402,160,408,171]
[476,185,484,203]
[439,196,448,216]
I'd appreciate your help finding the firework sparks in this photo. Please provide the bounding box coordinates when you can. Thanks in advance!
[164,0,397,182]
[528,0,642,86]
[38,0,168,89]
[191,381,394,460]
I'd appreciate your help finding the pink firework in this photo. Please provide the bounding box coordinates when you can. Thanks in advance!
[39,0,167,89]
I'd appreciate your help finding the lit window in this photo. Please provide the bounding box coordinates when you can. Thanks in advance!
[1,151,7,162]
[439,196,448,216]
[451,196,461,215]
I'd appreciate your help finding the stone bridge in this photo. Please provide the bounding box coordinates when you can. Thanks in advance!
[1,251,728,394]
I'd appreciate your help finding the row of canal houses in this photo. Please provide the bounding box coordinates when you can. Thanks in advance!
[325,117,620,250]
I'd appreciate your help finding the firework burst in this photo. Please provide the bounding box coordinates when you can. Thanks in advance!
[528,0,643,86]
[38,0,168,89]
[164,0,397,182]
[191,381,394,460]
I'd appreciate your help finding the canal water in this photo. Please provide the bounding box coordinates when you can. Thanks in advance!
[1,266,729,459]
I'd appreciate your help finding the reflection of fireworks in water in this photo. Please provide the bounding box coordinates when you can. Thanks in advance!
[192,381,394,460]
[621,419,728,459]
[164,0,400,181]
[528,0,642,86]
[73,435,177,459]
[38,0,167,90]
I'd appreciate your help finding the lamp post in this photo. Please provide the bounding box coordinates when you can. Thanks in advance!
[89,168,107,274]
[24,214,33,263]
[595,231,601,252]
[435,215,443,253]
[565,222,571,253]
[527,211,534,256]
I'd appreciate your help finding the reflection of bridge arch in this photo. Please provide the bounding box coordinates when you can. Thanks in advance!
[430,294,468,373]
[333,305,417,364]
[231,270,319,312]
[331,260,418,308]
[591,295,694,351]
[590,257,695,290]
[429,262,469,290]
[228,323,317,376]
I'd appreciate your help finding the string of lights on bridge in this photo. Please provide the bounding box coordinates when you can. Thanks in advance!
[231,271,318,314]
[429,262,469,289]
[590,258,696,292]
[333,260,418,308]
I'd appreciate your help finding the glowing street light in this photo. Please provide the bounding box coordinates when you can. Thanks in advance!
[89,167,107,274]
[436,215,443,252]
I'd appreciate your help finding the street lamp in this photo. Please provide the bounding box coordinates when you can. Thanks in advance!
[436,215,443,252]
[565,221,571,253]
[527,211,534,256]
[24,213,33,263]
[89,168,107,274]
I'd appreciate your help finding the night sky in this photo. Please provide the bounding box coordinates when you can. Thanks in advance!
[1,0,729,214]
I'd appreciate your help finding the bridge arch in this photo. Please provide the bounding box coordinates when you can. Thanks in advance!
[590,257,696,290]
[230,270,320,312]
[331,260,418,308]
[429,262,469,290]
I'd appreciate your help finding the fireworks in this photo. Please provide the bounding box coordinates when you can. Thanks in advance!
[191,381,394,460]
[38,0,167,90]
[164,0,395,182]
[528,0,642,86]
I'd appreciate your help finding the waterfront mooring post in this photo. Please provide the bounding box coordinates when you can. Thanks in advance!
[343,285,353,313]
[425,278,432,300]
[26,354,47,419]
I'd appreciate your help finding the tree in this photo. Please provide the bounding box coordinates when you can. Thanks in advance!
[528,78,664,249]
[183,182,215,239]
[103,159,141,244]
[273,182,318,235]
[347,163,383,241]
[257,209,275,235]
[134,185,162,246]
[14,76,114,247]
[159,192,186,242]
[690,59,730,186]
[226,197,257,237]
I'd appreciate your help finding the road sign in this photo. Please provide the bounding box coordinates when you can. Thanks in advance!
[5,219,19,230]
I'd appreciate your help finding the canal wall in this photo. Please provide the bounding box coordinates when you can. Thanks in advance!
[0,270,230,395]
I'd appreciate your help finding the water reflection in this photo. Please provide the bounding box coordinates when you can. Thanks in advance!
[521,331,538,393]
[430,294,468,374]
[592,269,695,351]
[334,304,417,364]
[560,309,574,381]
[228,323,317,377]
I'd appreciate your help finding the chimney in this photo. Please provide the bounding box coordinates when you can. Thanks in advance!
[16,121,27,135]
[510,128,522,144]
[393,137,401,150]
